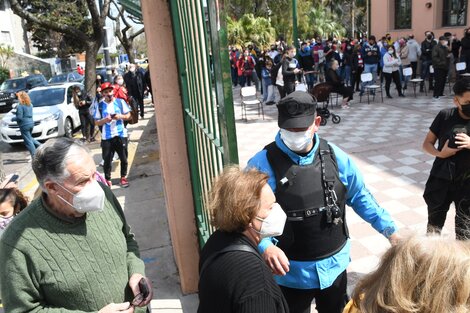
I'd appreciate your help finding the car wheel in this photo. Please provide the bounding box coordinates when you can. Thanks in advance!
[64,118,73,138]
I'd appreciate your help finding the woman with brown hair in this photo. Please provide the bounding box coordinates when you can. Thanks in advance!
[13,91,41,156]
[198,166,289,313]
[344,235,470,313]
[0,187,28,237]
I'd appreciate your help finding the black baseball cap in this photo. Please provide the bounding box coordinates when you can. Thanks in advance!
[277,91,317,129]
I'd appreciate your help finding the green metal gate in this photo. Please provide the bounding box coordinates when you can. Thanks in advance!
[169,0,239,247]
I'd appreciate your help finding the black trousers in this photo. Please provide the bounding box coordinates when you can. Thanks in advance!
[424,175,470,240]
[332,86,354,100]
[284,81,296,95]
[410,61,418,79]
[277,85,286,99]
[383,71,402,96]
[351,67,363,91]
[102,136,128,180]
[280,270,348,313]
[433,68,447,97]
[79,110,94,140]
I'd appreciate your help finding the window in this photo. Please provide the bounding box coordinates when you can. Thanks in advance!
[395,0,412,29]
[0,31,11,43]
[443,0,467,26]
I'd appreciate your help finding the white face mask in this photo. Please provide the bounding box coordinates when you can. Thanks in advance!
[0,215,14,230]
[117,79,124,86]
[280,128,313,152]
[388,50,394,54]
[252,203,287,239]
[57,180,105,213]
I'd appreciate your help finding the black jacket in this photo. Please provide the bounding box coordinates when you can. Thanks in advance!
[461,35,470,58]
[432,44,449,70]
[123,70,146,100]
[421,39,437,61]
[197,231,289,313]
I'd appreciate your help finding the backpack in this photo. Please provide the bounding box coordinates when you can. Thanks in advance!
[127,97,139,125]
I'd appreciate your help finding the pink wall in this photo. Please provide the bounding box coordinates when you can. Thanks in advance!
[371,0,470,43]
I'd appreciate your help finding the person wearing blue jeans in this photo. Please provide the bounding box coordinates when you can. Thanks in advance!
[13,91,41,157]
[261,60,276,105]
[360,36,380,96]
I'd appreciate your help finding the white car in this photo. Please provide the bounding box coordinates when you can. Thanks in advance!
[0,83,83,144]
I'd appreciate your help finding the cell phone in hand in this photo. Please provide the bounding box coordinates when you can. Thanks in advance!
[110,114,116,118]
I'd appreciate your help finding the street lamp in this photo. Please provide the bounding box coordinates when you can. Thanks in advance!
[292,0,298,48]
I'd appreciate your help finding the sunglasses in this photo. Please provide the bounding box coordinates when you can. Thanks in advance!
[130,278,150,307]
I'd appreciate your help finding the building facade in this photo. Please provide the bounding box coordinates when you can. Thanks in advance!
[0,0,30,53]
[371,0,470,42]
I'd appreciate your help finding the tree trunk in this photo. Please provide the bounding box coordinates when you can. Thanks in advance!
[123,40,135,64]
[84,43,100,98]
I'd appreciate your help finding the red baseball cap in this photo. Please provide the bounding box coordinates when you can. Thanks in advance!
[100,82,113,92]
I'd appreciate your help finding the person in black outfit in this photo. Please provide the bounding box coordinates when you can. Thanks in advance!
[144,68,153,104]
[124,64,147,118]
[72,86,95,142]
[422,78,470,240]
[460,28,470,73]
[326,60,353,109]
[282,46,301,95]
[351,44,364,92]
[420,31,437,92]
[432,36,451,99]
[198,167,289,313]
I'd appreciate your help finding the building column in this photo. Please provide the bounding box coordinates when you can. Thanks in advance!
[140,0,199,294]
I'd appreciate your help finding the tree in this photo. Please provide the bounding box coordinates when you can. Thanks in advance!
[108,0,144,64]
[227,14,275,48]
[9,0,111,96]
[0,44,14,68]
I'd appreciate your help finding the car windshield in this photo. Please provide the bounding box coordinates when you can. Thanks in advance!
[49,74,68,84]
[1,79,26,91]
[29,88,65,107]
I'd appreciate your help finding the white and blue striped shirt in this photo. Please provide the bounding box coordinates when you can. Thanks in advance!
[93,98,130,140]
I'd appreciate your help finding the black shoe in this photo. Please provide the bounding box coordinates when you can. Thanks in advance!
[399,93,405,97]
[265,101,275,106]
[386,94,393,99]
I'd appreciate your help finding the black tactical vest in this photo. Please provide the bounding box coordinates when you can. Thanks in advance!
[265,139,348,261]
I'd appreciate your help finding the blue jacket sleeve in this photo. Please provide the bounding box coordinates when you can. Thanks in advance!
[14,105,24,123]
[330,144,397,237]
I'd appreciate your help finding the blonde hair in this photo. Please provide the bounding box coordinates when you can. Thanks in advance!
[17,91,31,106]
[208,166,268,233]
[353,235,470,313]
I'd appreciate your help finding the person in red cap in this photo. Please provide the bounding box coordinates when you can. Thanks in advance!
[93,82,131,187]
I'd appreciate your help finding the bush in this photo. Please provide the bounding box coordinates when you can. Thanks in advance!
[0,67,10,84]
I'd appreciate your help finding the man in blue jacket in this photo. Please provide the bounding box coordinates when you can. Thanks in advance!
[247,91,399,313]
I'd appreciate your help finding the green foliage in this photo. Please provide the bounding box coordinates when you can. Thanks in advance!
[226,0,367,43]
[22,0,92,57]
[0,44,14,69]
[227,14,276,48]
[0,67,10,84]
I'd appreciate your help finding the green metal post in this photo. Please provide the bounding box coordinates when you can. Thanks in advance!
[292,0,298,48]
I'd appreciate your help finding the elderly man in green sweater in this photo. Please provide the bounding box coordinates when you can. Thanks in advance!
[0,137,152,313]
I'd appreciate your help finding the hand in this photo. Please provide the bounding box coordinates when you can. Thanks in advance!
[98,302,133,313]
[263,245,290,276]
[367,52,372,56]
[103,115,113,123]
[129,274,153,307]
[79,101,85,106]
[455,133,470,149]
[112,114,120,121]
[388,232,401,246]
[439,140,460,158]
[294,68,301,74]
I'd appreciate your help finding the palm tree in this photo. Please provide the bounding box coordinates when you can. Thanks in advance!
[227,14,275,48]
[309,6,345,38]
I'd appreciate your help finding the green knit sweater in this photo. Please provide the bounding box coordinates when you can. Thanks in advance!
[0,187,146,313]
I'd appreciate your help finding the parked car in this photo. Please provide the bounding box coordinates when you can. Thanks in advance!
[96,67,124,82]
[0,83,82,145]
[0,74,48,112]
[48,71,84,84]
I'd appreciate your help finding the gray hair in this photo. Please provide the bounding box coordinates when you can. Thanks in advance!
[32,137,90,190]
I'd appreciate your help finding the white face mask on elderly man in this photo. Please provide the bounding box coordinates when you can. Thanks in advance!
[252,203,287,239]
[280,128,313,152]
[57,180,105,213]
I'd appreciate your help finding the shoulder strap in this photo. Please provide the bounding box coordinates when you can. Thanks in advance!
[319,138,338,184]
[200,244,261,278]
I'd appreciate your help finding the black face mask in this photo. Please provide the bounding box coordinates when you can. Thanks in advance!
[386,37,391,40]
[461,104,470,116]
[427,35,433,40]
[467,33,470,37]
